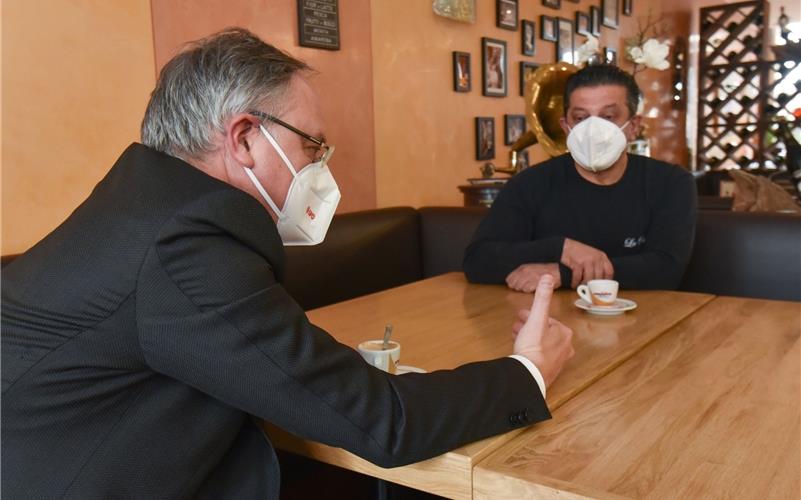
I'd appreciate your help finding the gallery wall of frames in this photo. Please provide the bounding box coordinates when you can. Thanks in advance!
[449,0,633,167]
[373,1,691,208]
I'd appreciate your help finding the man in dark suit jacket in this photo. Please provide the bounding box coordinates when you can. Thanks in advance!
[2,28,574,499]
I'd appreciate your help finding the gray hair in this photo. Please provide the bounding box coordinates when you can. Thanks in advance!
[141,28,309,160]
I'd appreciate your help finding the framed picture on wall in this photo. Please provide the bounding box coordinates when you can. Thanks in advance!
[504,114,526,145]
[602,0,619,29]
[556,17,575,64]
[522,20,536,56]
[590,6,601,36]
[520,61,539,96]
[623,0,633,16]
[541,15,557,42]
[452,51,471,92]
[482,37,507,97]
[518,149,530,168]
[576,12,591,37]
[497,0,518,31]
[542,0,560,9]
[604,47,618,65]
[475,117,496,160]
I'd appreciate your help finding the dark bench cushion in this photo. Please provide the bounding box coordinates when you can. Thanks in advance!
[418,206,487,278]
[282,207,422,310]
[680,211,801,301]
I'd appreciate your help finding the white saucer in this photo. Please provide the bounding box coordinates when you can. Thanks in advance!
[574,298,637,316]
[396,365,427,374]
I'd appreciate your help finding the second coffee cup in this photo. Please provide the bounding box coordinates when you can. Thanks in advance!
[357,340,401,373]
[577,279,619,306]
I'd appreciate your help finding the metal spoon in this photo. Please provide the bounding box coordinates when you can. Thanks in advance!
[382,324,393,350]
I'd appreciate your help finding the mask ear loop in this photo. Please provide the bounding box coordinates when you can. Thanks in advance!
[259,124,299,176]
[243,167,283,217]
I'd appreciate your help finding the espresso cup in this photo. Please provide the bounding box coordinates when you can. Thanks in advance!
[577,279,619,306]
[357,340,400,374]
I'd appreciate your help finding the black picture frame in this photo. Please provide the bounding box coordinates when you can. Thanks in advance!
[602,0,619,29]
[482,37,508,97]
[590,6,601,37]
[522,20,536,56]
[504,114,526,145]
[556,17,575,64]
[623,0,633,16]
[520,61,539,96]
[297,0,340,50]
[475,117,496,160]
[604,47,618,65]
[542,0,560,9]
[540,15,557,42]
[452,51,471,92]
[575,12,591,37]
[497,0,518,31]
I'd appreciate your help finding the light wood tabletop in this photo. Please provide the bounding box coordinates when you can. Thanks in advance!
[474,296,801,500]
[263,273,714,499]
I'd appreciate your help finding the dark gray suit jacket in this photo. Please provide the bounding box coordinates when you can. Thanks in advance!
[1,144,549,499]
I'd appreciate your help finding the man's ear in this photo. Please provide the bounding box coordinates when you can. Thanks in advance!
[559,116,570,136]
[627,115,642,142]
[225,113,261,168]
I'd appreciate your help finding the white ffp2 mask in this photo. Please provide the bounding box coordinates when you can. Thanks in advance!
[243,124,341,246]
[566,116,630,172]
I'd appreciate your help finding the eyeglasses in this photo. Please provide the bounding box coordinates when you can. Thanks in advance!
[250,111,334,164]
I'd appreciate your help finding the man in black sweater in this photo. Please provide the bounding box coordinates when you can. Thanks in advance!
[464,64,697,291]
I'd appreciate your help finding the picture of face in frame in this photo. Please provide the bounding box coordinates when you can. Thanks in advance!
[522,19,536,56]
[540,15,557,42]
[604,46,618,65]
[497,0,518,30]
[475,117,496,160]
[452,51,471,92]
[590,6,601,36]
[482,37,507,97]
[504,114,526,145]
[602,0,619,29]
[520,61,539,96]
[556,17,574,64]
[576,12,591,37]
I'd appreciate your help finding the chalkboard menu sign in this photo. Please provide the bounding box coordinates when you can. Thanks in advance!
[297,0,340,51]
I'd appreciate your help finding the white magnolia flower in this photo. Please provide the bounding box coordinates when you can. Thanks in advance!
[576,36,600,65]
[628,38,670,70]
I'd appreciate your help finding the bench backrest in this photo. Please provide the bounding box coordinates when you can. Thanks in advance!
[679,211,801,301]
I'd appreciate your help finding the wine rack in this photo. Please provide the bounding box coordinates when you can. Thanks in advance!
[698,0,801,174]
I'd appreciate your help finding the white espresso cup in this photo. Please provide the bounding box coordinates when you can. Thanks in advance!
[577,279,619,306]
[357,340,400,374]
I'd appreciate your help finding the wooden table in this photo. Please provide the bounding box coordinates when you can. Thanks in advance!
[474,297,801,499]
[263,273,713,499]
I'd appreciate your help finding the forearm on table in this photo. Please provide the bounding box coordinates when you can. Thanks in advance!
[463,236,566,283]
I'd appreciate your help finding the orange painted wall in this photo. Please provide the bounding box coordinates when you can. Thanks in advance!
[372,1,692,208]
[1,0,155,255]
[149,0,376,214]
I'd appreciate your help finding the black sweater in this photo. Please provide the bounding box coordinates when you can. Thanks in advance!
[463,153,697,289]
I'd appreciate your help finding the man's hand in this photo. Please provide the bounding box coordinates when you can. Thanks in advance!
[505,263,562,292]
[560,238,614,288]
[512,275,575,388]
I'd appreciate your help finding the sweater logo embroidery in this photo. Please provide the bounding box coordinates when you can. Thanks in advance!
[624,236,646,248]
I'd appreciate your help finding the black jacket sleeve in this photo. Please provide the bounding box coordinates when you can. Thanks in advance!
[463,171,564,284]
[610,168,697,289]
[136,190,549,468]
